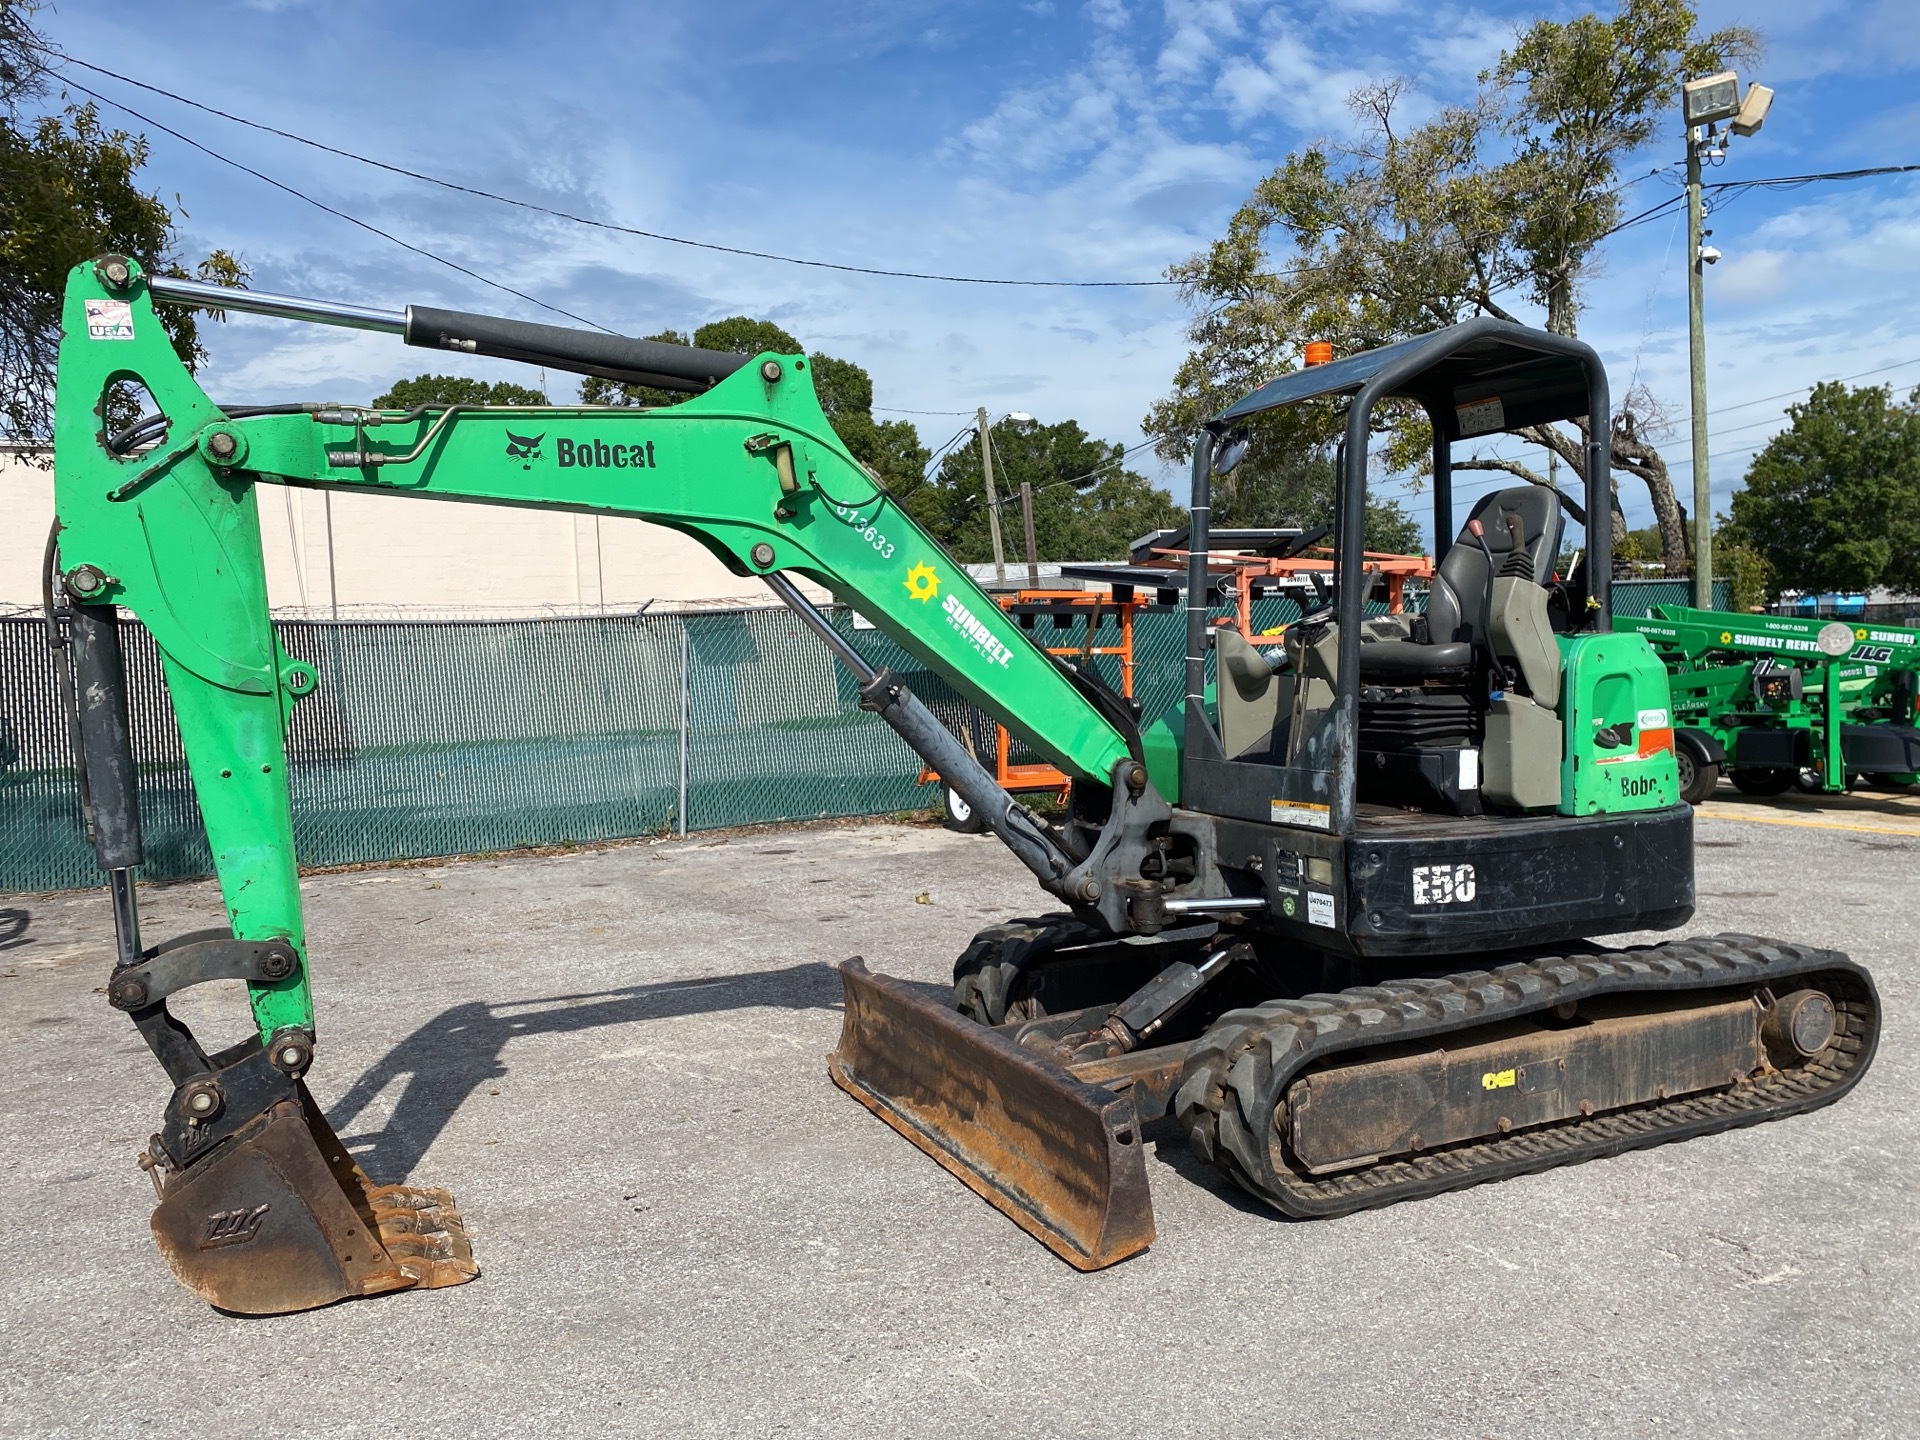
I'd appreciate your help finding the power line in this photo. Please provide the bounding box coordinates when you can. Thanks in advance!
[1585,162,1920,243]
[1665,445,1763,472]
[45,47,1796,298]
[40,46,1180,290]
[44,44,1920,305]
[985,437,1162,504]
[1711,354,1920,417]
[1379,352,1920,496]
[1710,162,1920,198]
[920,424,977,475]
[873,406,976,416]
[52,73,609,330]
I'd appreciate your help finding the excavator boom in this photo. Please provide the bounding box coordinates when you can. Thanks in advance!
[49,258,1168,1310]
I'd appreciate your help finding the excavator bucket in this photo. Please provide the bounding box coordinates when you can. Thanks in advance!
[148,1081,476,1315]
[828,959,1155,1270]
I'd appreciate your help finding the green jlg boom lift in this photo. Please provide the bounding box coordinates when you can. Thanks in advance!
[45,257,1878,1314]
[1623,606,1920,799]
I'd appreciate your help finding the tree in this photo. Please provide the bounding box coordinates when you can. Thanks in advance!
[1145,0,1755,574]
[373,373,548,408]
[1721,383,1920,596]
[1204,442,1421,552]
[579,315,929,497]
[1614,522,1667,568]
[898,416,1183,563]
[1711,530,1771,612]
[0,3,245,440]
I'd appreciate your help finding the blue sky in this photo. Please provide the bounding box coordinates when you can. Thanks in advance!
[30,0,1920,546]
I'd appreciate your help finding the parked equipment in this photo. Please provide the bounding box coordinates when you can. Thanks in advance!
[1623,606,1920,799]
[48,260,1877,1311]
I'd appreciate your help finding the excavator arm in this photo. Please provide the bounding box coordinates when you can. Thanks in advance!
[48,257,1184,1310]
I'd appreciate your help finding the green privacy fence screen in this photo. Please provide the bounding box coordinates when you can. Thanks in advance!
[0,578,1725,892]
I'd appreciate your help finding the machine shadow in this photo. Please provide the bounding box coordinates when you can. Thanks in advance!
[328,960,949,1184]
[0,907,31,950]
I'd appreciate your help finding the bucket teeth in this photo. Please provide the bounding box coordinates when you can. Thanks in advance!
[364,1184,478,1289]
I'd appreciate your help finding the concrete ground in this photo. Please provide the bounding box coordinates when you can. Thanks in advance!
[2,788,1916,1439]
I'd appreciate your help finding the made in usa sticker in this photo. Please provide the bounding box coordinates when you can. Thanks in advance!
[85,299,135,340]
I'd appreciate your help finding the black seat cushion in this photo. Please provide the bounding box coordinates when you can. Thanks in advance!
[1359,639,1474,681]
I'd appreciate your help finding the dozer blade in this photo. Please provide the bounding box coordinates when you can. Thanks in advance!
[829,958,1154,1271]
[150,1082,476,1315]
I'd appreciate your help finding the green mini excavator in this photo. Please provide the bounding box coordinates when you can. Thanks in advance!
[45,256,1877,1312]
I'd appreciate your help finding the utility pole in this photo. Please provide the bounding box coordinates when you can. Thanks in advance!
[1686,130,1713,608]
[1678,69,1770,609]
[1020,480,1040,588]
[976,406,1007,588]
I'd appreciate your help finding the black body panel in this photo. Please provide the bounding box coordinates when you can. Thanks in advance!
[1841,723,1920,774]
[1194,803,1694,963]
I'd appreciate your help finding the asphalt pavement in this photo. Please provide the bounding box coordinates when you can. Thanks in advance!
[1,793,1915,1438]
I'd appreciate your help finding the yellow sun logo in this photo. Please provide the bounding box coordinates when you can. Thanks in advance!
[1720,631,1732,643]
[905,562,940,602]
[1857,628,1869,639]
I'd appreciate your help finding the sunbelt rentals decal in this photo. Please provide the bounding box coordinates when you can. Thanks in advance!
[904,563,1012,667]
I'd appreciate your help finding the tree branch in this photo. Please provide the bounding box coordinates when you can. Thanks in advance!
[1455,455,1549,487]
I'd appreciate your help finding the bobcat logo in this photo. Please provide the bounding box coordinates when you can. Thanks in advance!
[200,1204,270,1250]
[504,430,545,469]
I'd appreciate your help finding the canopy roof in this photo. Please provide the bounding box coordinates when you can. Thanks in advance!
[1212,317,1596,441]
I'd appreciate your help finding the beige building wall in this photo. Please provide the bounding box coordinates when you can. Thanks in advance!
[2,446,824,613]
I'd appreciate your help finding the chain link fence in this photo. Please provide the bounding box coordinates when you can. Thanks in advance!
[0,578,1725,892]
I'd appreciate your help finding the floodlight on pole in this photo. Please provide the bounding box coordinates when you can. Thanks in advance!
[1682,67,1772,609]
[1731,84,1773,138]
[1682,71,1741,126]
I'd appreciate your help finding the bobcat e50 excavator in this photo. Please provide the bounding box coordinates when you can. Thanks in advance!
[46,256,1877,1314]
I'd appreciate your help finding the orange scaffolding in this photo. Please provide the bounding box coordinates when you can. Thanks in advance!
[1130,544,1434,646]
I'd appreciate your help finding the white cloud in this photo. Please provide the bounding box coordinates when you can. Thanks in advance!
[1214,30,1375,131]
[1410,9,1514,87]
[1156,0,1240,81]
[1713,248,1791,301]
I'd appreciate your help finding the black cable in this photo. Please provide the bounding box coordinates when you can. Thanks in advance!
[38,46,1179,290]
[1712,162,1920,192]
[50,73,612,331]
[37,46,1683,296]
[45,45,1920,304]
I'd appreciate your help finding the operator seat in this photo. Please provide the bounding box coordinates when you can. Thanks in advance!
[1359,486,1563,684]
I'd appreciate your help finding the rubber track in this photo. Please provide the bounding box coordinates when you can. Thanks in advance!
[951,914,1105,1025]
[1172,933,1879,1217]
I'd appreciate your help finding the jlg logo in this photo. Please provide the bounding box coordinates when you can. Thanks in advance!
[199,1204,270,1250]
[1412,863,1476,905]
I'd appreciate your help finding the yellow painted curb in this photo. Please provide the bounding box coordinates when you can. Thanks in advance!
[1697,807,1920,837]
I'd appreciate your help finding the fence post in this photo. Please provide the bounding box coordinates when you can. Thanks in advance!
[677,620,690,837]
